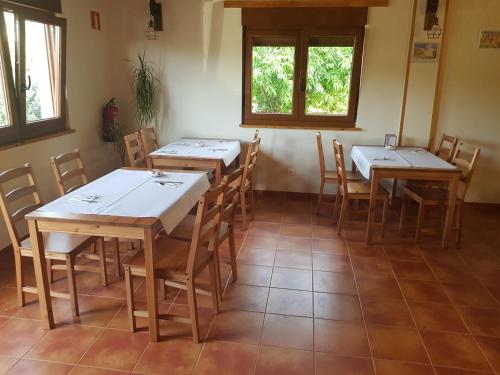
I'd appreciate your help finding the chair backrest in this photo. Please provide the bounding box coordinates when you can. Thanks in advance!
[253,129,260,140]
[333,140,348,196]
[124,132,146,168]
[436,134,458,162]
[451,143,480,201]
[50,149,88,196]
[241,138,260,187]
[220,167,243,227]
[140,127,159,154]
[0,163,42,248]
[316,132,326,178]
[186,184,224,276]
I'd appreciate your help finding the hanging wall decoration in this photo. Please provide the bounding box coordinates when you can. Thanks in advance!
[424,0,441,39]
[145,0,163,40]
[478,30,500,49]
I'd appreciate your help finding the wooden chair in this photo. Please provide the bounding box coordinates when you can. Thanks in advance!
[0,163,104,316]
[51,149,122,277]
[316,132,360,216]
[124,132,146,168]
[139,127,159,154]
[171,167,244,294]
[333,140,389,237]
[400,144,480,245]
[435,133,459,162]
[123,185,224,343]
[50,149,87,196]
[239,137,260,227]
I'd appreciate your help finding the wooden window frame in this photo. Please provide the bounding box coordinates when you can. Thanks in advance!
[243,25,364,129]
[0,1,67,147]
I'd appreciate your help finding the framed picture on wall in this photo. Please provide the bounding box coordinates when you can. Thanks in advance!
[413,42,439,62]
[478,29,500,49]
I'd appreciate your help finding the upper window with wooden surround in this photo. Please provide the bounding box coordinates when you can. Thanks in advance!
[0,0,66,147]
[242,7,366,129]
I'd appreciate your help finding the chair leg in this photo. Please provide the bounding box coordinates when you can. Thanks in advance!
[337,196,348,236]
[208,260,220,314]
[248,185,255,221]
[316,180,325,215]
[113,238,121,278]
[124,266,136,332]
[240,190,248,227]
[97,238,108,286]
[228,229,238,284]
[333,185,340,222]
[14,250,25,307]
[66,256,79,317]
[399,193,408,231]
[415,203,425,244]
[212,248,223,303]
[186,278,200,343]
[159,279,167,300]
[47,259,54,284]
[381,198,389,239]
[456,202,463,247]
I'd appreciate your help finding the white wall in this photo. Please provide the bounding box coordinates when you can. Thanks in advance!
[434,0,500,203]
[109,0,413,194]
[0,0,121,249]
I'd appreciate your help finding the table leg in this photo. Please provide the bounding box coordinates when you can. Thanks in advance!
[27,220,54,329]
[366,169,379,245]
[215,162,222,185]
[351,160,357,173]
[391,179,398,206]
[143,227,159,341]
[442,173,459,249]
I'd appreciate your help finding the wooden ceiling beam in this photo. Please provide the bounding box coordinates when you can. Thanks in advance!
[224,0,388,8]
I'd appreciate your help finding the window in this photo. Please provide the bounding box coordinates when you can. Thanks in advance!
[242,8,366,129]
[0,2,66,147]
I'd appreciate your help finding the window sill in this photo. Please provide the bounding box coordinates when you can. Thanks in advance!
[0,129,76,152]
[240,123,363,131]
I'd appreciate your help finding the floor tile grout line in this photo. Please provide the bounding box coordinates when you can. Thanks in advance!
[426,252,498,375]
[380,243,439,375]
[344,229,379,375]
[70,294,126,373]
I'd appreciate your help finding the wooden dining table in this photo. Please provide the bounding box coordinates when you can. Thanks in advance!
[350,146,462,248]
[147,138,241,184]
[25,168,210,341]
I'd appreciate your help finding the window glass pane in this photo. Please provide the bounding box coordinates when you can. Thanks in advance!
[4,11,16,85]
[25,19,61,123]
[251,37,295,114]
[0,11,15,128]
[305,36,354,116]
[0,60,10,127]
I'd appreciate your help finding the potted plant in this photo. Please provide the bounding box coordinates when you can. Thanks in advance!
[130,51,159,129]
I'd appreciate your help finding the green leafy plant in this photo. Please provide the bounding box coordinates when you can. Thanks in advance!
[251,45,353,115]
[110,122,125,164]
[130,51,158,128]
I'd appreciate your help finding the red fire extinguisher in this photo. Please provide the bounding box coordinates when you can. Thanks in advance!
[102,98,119,142]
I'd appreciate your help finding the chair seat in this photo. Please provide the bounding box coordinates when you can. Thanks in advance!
[171,214,228,243]
[403,186,449,204]
[346,181,388,198]
[124,235,212,278]
[20,232,94,256]
[324,170,359,181]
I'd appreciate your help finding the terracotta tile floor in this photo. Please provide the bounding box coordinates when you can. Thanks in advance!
[0,194,499,374]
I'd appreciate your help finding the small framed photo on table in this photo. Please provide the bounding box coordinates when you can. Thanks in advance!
[384,134,397,150]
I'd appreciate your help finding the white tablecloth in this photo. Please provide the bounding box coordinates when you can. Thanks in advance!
[150,138,241,167]
[351,146,456,180]
[39,169,210,234]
